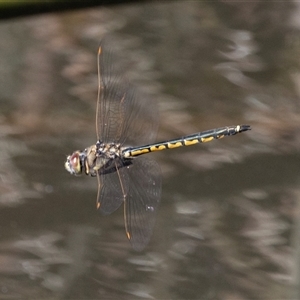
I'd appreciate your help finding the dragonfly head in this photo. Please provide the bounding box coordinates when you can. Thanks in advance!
[65,151,84,175]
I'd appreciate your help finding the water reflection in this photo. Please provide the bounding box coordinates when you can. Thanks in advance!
[0,1,299,299]
[215,29,263,88]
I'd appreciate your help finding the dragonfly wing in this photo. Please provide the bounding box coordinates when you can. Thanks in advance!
[96,40,158,146]
[124,157,162,251]
[96,163,130,215]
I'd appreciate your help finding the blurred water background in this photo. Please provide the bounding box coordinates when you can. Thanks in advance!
[0,1,300,299]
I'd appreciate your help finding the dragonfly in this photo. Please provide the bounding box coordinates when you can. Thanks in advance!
[65,42,251,251]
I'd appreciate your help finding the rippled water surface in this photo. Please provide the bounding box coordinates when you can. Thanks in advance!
[0,2,300,299]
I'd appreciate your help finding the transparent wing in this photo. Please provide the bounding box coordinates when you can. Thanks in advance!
[96,39,158,146]
[124,157,162,251]
[96,161,130,215]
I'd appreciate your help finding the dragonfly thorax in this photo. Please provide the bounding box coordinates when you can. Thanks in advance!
[89,141,126,176]
[96,141,122,158]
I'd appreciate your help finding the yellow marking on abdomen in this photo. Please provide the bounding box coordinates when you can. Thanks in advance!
[167,142,183,149]
[150,145,167,151]
[184,139,199,146]
[201,136,214,143]
[130,148,150,156]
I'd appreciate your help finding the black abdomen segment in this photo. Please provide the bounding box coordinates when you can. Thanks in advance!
[122,125,250,158]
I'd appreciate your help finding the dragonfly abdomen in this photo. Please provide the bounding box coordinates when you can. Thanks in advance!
[123,124,250,158]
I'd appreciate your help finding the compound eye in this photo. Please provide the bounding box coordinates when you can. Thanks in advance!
[65,151,82,175]
[70,152,79,168]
